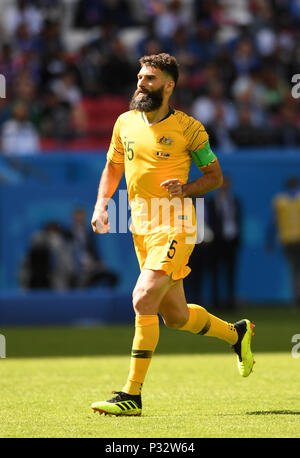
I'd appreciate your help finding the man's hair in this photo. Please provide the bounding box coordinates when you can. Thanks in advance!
[139,53,179,87]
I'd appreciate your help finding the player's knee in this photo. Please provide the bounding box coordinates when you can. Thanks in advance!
[132,287,157,315]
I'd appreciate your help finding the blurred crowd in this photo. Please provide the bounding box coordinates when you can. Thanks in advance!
[20,207,119,290]
[0,0,300,155]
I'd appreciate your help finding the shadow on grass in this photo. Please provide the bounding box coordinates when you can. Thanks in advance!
[246,410,300,416]
[1,307,300,358]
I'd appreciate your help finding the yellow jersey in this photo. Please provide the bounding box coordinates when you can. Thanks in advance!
[273,192,300,244]
[107,108,215,234]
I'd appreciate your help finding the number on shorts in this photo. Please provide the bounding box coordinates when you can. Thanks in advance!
[167,239,178,259]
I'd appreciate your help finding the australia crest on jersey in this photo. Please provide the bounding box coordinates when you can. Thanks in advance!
[158,136,174,146]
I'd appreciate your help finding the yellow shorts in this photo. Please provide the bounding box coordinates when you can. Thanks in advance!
[132,228,196,281]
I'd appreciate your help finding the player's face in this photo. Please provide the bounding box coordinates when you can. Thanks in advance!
[129,66,169,112]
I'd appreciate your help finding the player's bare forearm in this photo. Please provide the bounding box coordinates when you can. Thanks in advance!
[160,159,223,197]
[183,159,223,196]
[92,160,124,234]
[94,160,124,211]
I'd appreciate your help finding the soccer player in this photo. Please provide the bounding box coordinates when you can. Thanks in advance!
[90,54,255,417]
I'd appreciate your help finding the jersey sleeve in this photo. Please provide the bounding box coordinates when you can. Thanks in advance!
[181,114,216,167]
[107,116,125,164]
[182,115,209,152]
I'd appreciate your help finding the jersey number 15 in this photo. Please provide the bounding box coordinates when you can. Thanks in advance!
[124,141,135,161]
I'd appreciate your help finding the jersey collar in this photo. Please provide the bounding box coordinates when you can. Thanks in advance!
[141,106,175,126]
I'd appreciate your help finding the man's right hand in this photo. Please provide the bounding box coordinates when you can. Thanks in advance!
[91,208,110,234]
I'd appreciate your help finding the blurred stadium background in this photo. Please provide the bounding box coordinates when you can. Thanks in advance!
[0,0,300,327]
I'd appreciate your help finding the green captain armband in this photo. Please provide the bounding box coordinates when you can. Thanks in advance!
[190,141,216,168]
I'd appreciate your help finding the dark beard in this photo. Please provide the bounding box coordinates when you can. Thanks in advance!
[129,86,164,112]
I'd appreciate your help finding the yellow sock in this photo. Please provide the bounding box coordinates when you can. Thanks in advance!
[179,304,238,345]
[179,304,211,334]
[122,314,159,395]
[205,313,238,345]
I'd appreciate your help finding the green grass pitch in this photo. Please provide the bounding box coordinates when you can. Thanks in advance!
[1,307,300,438]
